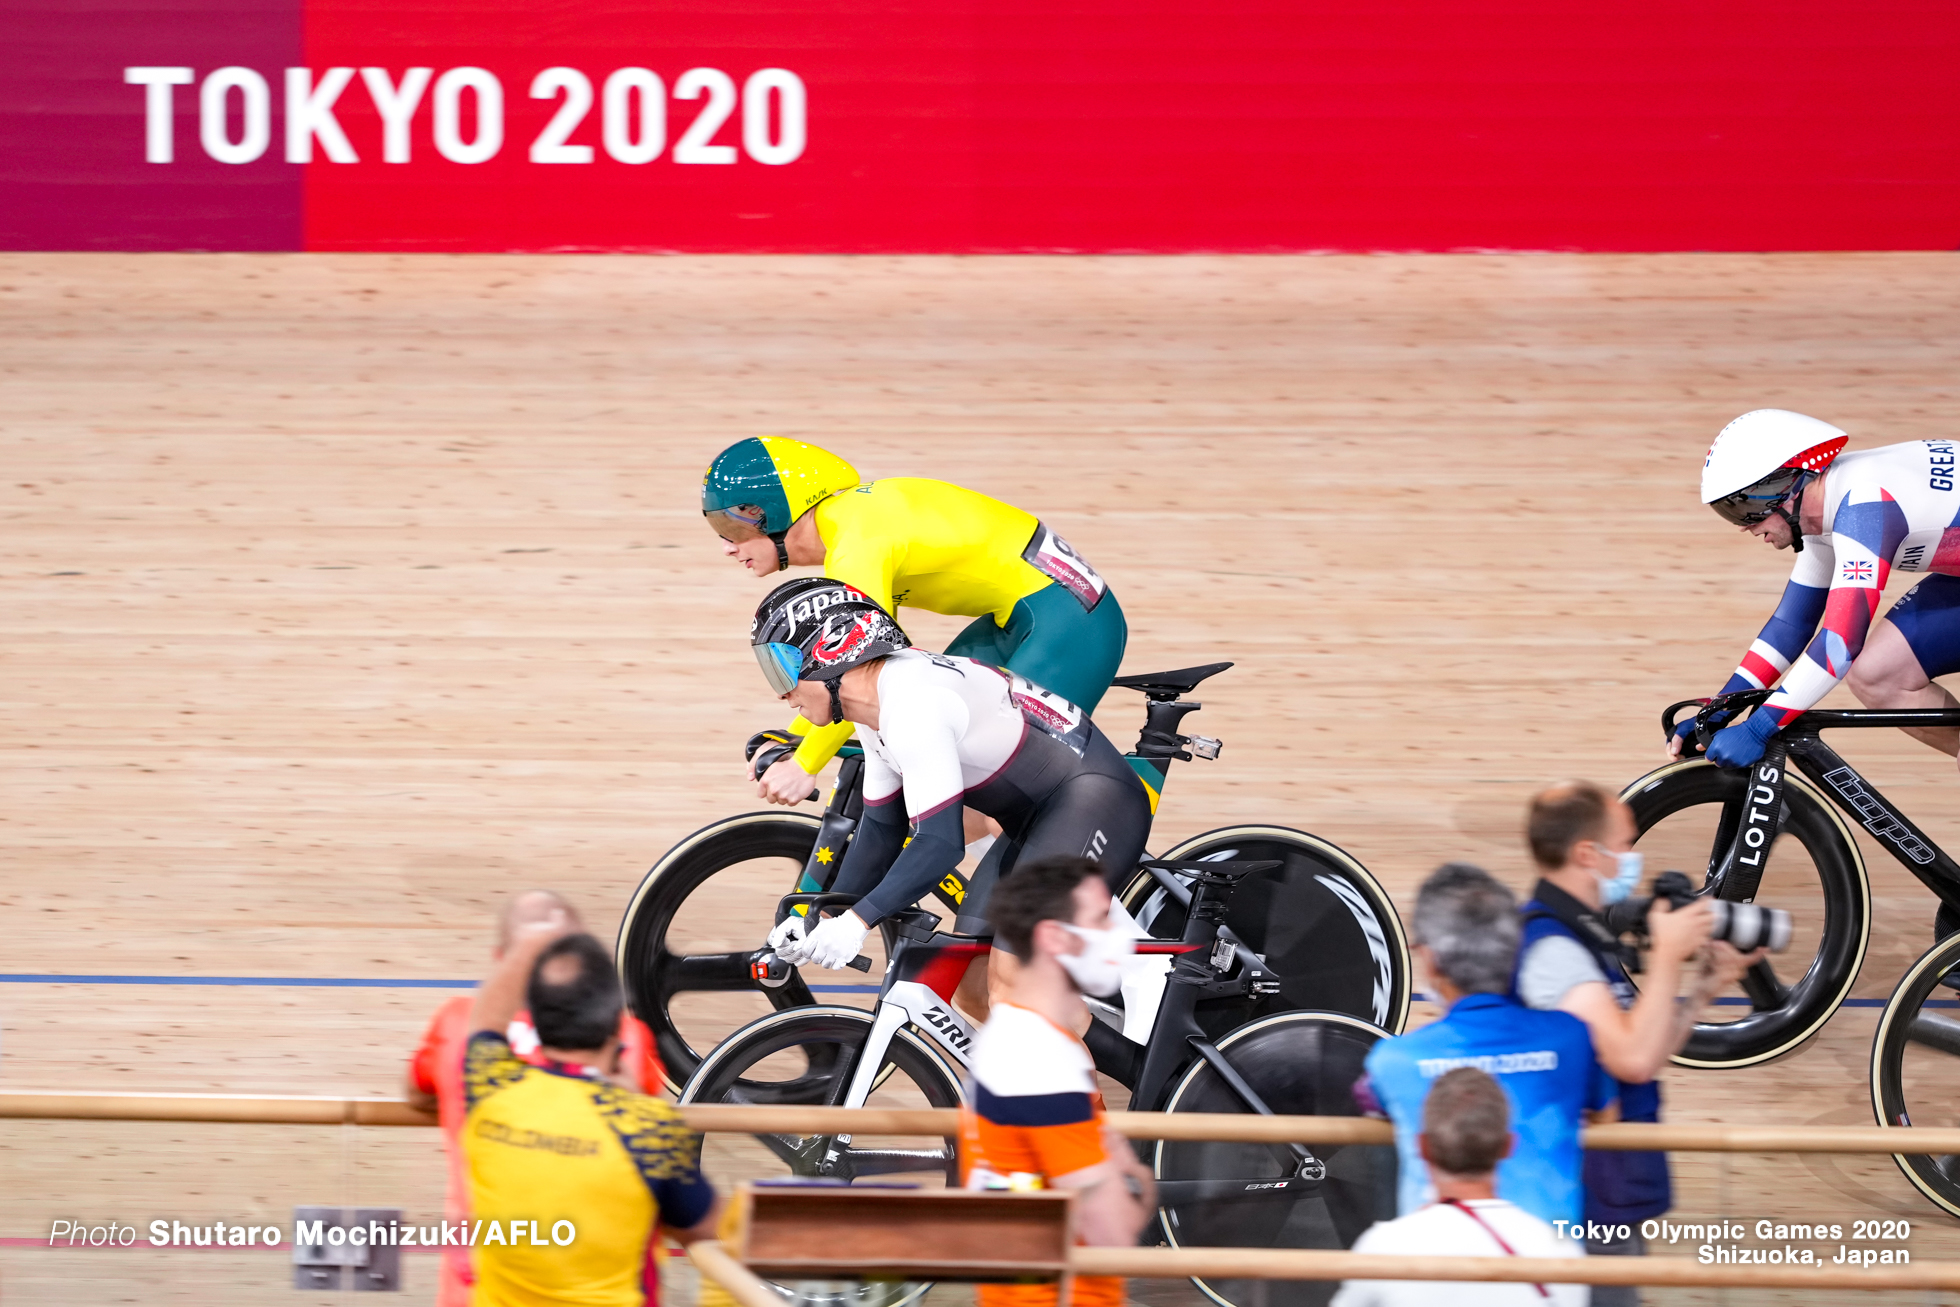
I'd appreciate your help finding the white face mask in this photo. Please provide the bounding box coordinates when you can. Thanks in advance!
[1595,847,1644,906]
[1056,922,1135,997]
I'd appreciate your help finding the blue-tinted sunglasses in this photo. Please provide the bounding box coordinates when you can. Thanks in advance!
[755,642,804,696]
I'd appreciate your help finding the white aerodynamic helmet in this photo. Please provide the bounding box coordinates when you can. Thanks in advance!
[1701,409,1849,529]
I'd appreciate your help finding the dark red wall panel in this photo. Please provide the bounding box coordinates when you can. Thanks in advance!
[0,0,302,250]
[3,0,1958,252]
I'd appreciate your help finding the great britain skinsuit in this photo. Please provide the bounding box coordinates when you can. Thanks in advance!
[1716,441,1960,724]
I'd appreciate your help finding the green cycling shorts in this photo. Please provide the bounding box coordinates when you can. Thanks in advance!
[945,581,1128,711]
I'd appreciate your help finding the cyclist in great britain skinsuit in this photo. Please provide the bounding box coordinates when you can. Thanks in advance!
[701,437,1128,808]
[748,579,1150,984]
[1686,411,1960,799]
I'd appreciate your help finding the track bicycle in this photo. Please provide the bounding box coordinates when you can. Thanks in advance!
[681,858,1398,1307]
[1871,929,1960,1217]
[617,662,1412,1089]
[1620,689,1960,1068]
[1648,691,1960,1217]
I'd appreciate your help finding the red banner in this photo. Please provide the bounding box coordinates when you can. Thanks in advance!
[4,0,1959,251]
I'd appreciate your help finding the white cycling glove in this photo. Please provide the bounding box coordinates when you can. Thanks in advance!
[801,910,871,970]
[767,914,810,961]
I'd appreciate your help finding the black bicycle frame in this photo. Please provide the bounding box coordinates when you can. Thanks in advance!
[1124,861,1334,1200]
[1783,711,1960,912]
[1692,707,1960,915]
[803,858,1328,1198]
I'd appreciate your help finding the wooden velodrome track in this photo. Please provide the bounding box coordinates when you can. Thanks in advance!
[4,251,1960,1304]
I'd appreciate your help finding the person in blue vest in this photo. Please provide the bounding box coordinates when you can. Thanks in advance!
[1514,782,1762,1307]
[1363,863,1616,1230]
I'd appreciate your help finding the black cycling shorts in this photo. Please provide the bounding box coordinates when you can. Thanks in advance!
[952,720,1152,939]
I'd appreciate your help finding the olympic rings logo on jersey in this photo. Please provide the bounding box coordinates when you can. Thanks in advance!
[1012,691,1074,734]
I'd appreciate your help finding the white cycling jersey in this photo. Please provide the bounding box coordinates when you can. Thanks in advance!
[857,649,1091,819]
[1729,439,1960,722]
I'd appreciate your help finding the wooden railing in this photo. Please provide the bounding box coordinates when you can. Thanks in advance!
[5,1093,1959,1156]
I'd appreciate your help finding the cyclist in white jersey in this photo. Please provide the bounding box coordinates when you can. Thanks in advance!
[748,578,1152,974]
[1684,410,1960,778]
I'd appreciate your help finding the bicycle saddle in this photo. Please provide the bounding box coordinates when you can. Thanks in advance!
[1144,858,1280,882]
[1111,662,1234,701]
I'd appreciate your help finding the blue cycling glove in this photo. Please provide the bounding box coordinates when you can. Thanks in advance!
[1708,711,1781,769]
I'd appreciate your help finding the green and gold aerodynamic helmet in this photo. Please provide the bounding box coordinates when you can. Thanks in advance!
[702,438,860,548]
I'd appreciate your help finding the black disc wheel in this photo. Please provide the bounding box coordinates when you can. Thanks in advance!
[1872,930,1960,1216]
[680,1006,966,1307]
[1622,759,1869,1068]
[618,812,887,1091]
[1155,1011,1398,1307]
[1120,826,1411,1036]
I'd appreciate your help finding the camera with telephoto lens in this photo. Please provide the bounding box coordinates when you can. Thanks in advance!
[1602,870,1792,954]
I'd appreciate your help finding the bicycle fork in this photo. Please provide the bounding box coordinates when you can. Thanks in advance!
[1709,738,1789,905]
[810,985,975,1182]
[1698,739,1792,1012]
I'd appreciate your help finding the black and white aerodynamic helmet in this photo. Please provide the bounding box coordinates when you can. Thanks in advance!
[751,579,909,698]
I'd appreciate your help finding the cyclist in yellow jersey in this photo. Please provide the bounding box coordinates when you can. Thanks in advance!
[702,437,1129,805]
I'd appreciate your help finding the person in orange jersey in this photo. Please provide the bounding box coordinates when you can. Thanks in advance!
[959,855,1156,1307]
[407,889,666,1307]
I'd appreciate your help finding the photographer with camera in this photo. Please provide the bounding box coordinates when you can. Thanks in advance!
[1515,782,1764,1305]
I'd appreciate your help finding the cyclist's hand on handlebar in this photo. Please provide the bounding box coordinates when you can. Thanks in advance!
[756,755,821,805]
[1708,713,1778,769]
[767,914,809,954]
[1647,896,1714,964]
[1666,716,1698,760]
[801,910,871,970]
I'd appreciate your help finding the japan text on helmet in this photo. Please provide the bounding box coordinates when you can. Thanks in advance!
[702,437,860,542]
[1700,409,1849,547]
[751,579,910,706]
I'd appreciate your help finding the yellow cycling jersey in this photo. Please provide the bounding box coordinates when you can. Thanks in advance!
[817,478,1053,624]
[789,478,1056,772]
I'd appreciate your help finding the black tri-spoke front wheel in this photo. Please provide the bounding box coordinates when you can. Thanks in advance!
[1872,930,1960,1217]
[618,812,846,1091]
[1622,759,1869,1068]
[1121,826,1412,1037]
[1154,1011,1398,1307]
[679,1006,965,1307]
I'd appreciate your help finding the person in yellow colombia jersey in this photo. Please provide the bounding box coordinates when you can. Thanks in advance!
[701,437,1129,805]
[462,913,722,1307]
